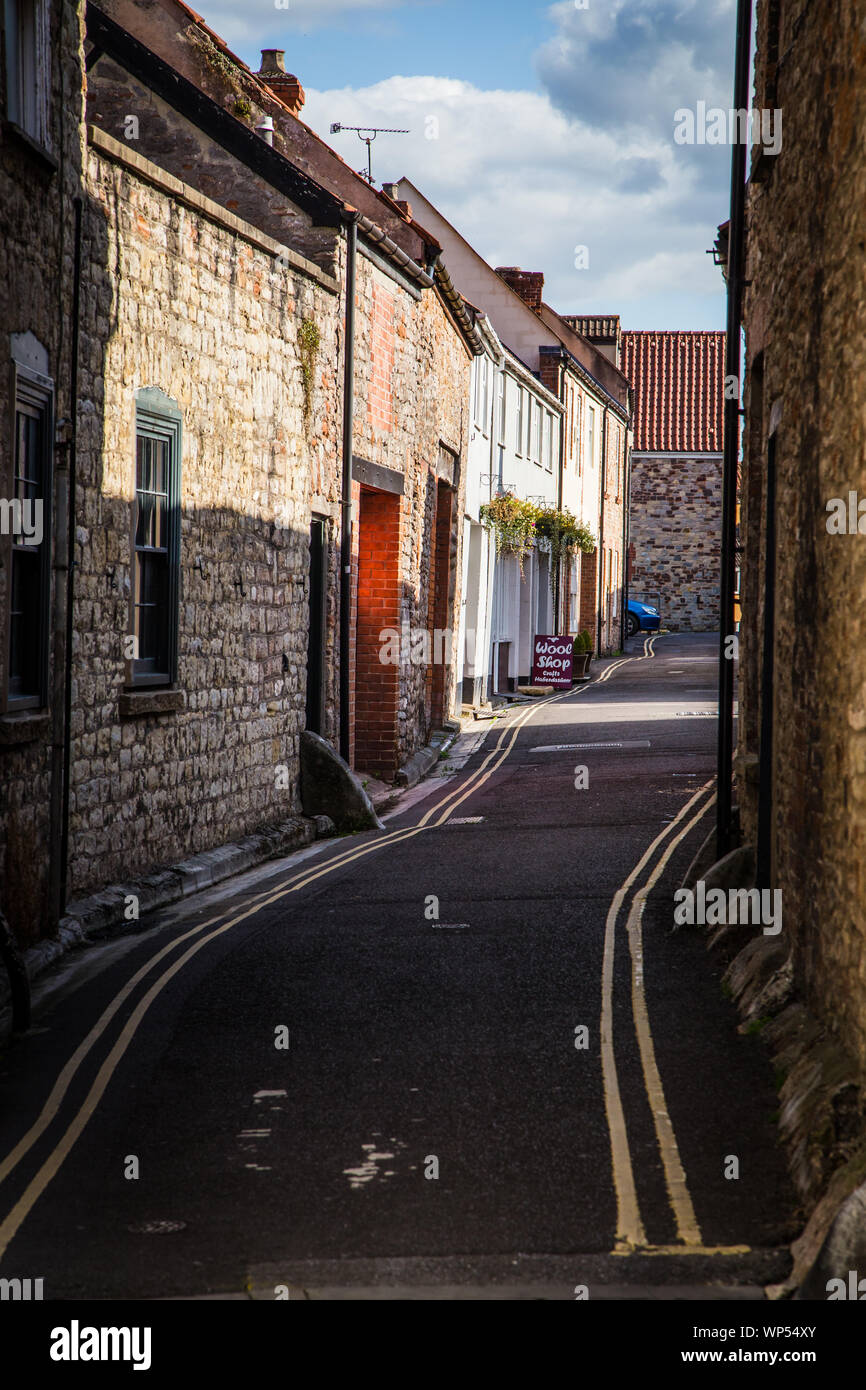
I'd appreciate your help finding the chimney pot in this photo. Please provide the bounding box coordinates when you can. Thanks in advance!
[257,48,305,114]
[259,49,287,75]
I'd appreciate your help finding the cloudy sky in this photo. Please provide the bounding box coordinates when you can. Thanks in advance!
[194,0,740,330]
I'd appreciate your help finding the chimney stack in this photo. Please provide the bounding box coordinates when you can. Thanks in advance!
[381,183,413,219]
[257,49,305,115]
[495,266,545,313]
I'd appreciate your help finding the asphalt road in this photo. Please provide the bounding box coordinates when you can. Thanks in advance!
[0,632,797,1300]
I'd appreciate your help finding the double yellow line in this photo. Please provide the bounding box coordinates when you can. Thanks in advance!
[600,781,748,1255]
[0,637,658,1262]
[0,661,611,1260]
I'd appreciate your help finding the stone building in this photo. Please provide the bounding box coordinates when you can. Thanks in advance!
[453,308,563,702]
[1,0,476,943]
[393,180,631,656]
[739,1,866,1088]
[0,0,86,944]
[621,331,724,632]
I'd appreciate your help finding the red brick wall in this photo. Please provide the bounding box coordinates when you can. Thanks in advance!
[495,267,544,312]
[579,551,598,642]
[538,357,560,395]
[368,280,395,433]
[348,480,362,766]
[354,488,401,777]
[426,481,453,729]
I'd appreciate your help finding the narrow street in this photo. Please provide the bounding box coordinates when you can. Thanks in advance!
[0,634,796,1300]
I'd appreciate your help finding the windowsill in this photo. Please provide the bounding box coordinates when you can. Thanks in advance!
[2,121,58,173]
[0,709,51,746]
[119,688,185,718]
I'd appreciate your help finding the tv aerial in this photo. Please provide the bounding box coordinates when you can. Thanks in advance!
[329,123,410,186]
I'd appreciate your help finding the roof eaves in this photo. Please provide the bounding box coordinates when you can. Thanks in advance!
[86,2,345,226]
[539,344,630,420]
[433,260,485,356]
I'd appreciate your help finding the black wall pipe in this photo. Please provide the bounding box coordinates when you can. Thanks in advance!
[339,214,358,762]
[597,407,607,655]
[756,431,777,886]
[717,0,753,858]
[59,195,82,913]
[554,353,564,629]
[621,408,631,647]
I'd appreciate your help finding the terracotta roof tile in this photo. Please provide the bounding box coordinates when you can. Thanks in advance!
[621,330,725,453]
[563,315,620,341]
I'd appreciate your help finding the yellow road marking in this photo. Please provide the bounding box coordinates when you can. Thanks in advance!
[0,683,580,1199]
[600,781,715,1251]
[624,793,717,1247]
[0,665,613,1248]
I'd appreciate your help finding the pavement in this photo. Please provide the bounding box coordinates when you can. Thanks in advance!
[0,631,798,1300]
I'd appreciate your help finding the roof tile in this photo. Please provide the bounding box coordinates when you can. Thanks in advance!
[621,330,725,453]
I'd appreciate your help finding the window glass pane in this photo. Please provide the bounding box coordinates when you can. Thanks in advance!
[8,385,50,703]
[135,551,169,668]
[133,418,177,681]
[14,403,42,502]
[9,548,40,695]
[136,435,169,550]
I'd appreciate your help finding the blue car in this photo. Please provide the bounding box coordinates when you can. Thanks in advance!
[626,598,661,637]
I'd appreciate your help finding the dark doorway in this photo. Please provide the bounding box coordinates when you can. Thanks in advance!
[305,517,327,734]
[427,480,454,729]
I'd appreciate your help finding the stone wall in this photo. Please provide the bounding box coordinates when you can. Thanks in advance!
[628,453,722,632]
[69,137,341,897]
[741,0,866,1075]
[0,0,86,942]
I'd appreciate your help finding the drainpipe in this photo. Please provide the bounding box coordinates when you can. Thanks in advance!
[717,0,753,859]
[621,405,631,649]
[59,196,82,913]
[339,213,358,762]
[756,431,777,887]
[554,354,565,629]
[597,407,608,655]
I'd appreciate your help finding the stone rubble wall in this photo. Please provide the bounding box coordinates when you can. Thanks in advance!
[629,452,722,633]
[69,143,340,898]
[742,0,866,1076]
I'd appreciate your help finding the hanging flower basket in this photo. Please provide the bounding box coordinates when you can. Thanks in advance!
[532,506,596,594]
[480,493,538,575]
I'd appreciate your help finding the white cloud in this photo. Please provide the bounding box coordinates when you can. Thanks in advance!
[302,75,727,329]
[196,0,409,48]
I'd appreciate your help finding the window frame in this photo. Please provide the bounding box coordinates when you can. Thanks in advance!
[515,384,524,456]
[497,371,506,446]
[130,389,182,690]
[3,0,50,149]
[4,361,53,711]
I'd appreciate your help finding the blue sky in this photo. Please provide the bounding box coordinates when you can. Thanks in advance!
[195,0,738,331]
